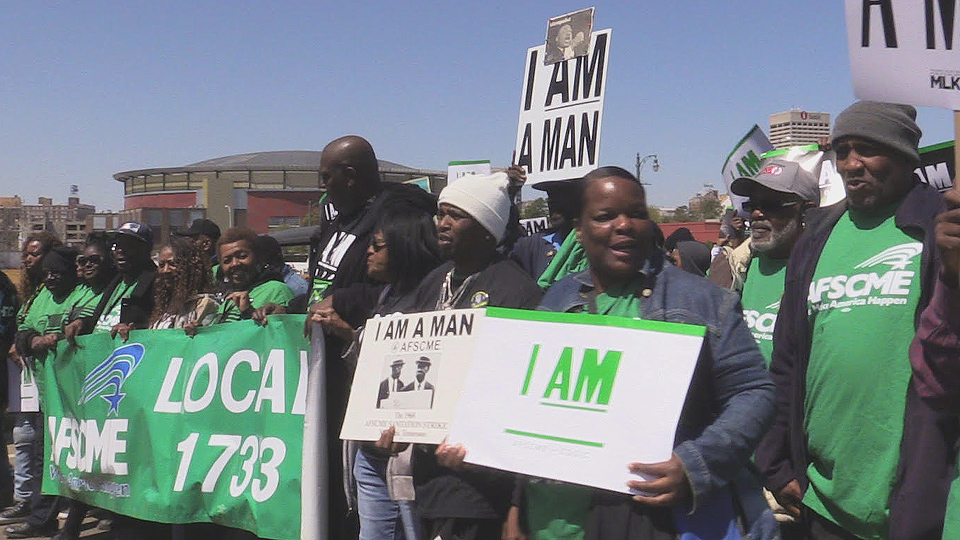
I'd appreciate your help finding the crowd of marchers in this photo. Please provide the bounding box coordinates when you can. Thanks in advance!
[1,101,960,540]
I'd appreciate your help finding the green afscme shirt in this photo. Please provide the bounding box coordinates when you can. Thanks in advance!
[740,254,788,366]
[20,286,88,337]
[69,283,104,321]
[217,280,295,323]
[803,205,922,540]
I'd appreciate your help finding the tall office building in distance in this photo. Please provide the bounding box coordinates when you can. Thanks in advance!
[769,109,831,149]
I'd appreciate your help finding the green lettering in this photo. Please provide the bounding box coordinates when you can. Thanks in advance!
[521,345,540,396]
[543,347,573,401]
[741,150,762,176]
[573,349,621,405]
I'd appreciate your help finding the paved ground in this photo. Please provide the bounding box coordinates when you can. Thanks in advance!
[0,444,112,540]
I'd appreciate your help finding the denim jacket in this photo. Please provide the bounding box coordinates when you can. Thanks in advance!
[539,253,778,539]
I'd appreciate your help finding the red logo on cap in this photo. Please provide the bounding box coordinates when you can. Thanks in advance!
[761,165,783,175]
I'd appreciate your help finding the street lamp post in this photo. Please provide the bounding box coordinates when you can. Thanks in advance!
[636,153,660,185]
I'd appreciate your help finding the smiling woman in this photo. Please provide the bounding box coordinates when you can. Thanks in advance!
[517,166,778,540]
[575,168,657,293]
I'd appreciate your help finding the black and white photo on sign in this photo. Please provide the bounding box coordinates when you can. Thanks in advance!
[375,354,438,410]
[543,7,594,65]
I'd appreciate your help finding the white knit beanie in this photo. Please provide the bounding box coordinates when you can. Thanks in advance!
[438,172,511,242]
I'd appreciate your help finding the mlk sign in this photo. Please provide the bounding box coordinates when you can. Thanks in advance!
[845,0,960,109]
[514,29,612,183]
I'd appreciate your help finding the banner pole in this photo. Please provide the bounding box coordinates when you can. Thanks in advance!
[301,326,327,540]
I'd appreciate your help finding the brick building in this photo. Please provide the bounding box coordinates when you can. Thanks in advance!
[114,150,444,246]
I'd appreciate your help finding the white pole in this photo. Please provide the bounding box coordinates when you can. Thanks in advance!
[301,325,327,540]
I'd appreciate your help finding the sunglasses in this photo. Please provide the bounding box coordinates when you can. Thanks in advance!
[77,255,104,266]
[743,199,801,214]
[369,240,388,252]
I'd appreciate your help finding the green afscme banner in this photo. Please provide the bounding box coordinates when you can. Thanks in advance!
[37,316,308,540]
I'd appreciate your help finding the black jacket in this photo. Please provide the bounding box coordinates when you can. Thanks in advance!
[407,257,543,520]
[78,266,157,334]
[306,182,436,304]
[755,181,953,540]
[0,271,18,408]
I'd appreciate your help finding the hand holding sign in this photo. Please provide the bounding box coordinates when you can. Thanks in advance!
[436,438,467,472]
[627,454,691,507]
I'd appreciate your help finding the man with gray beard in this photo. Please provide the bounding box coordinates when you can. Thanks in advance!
[730,158,820,365]
[729,158,819,539]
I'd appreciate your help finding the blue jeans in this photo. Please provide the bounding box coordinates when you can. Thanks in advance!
[13,412,40,503]
[354,448,418,540]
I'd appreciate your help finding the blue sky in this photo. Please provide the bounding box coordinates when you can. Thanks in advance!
[0,1,955,212]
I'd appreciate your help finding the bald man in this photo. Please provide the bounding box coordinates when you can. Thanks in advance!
[306,135,436,304]
[305,136,435,540]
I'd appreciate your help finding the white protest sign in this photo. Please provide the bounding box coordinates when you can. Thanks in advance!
[20,365,39,412]
[448,308,704,494]
[915,140,956,191]
[845,0,960,109]
[340,309,484,444]
[762,146,847,207]
[447,160,492,181]
[721,125,774,212]
[515,29,612,184]
[520,216,549,235]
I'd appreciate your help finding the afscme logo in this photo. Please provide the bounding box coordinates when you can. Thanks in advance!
[760,165,783,176]
[808,243,923,305]
[854,243,923,271]
[79,343,145,416]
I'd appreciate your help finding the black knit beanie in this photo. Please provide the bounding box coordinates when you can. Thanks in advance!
[831,101,922,164]
[42,246,79,273]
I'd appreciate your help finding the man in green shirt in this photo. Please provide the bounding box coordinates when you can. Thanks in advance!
[757,102,949,540]
[216,227,294,322]
[731,158,820,364]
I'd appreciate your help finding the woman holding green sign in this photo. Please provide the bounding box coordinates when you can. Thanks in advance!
[509,166,778,540]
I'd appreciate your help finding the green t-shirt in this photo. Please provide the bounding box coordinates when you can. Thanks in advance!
[69,283,104,321]
[803,205,923,539]
[19,285,88,360]
[569,275,646,318]
[527,275,645,537]
[740,254,788,366]
[217,280,295,323]
[526,480,592,540]
[94,280,136,334]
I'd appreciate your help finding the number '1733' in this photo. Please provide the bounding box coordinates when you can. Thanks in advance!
[174,433,286,502]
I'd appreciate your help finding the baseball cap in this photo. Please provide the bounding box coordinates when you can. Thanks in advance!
[178,218,221,239]
[731,158,820,204]
[113,221,154,246]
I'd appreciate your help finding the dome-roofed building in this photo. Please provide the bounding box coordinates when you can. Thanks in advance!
[114,150,445,246]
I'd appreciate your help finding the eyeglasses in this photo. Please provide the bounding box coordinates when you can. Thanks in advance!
[743,199,802,214]
[76,255,103,266]
[369,240,388,252]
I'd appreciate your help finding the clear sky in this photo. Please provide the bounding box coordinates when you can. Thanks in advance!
[0,1,955,213]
